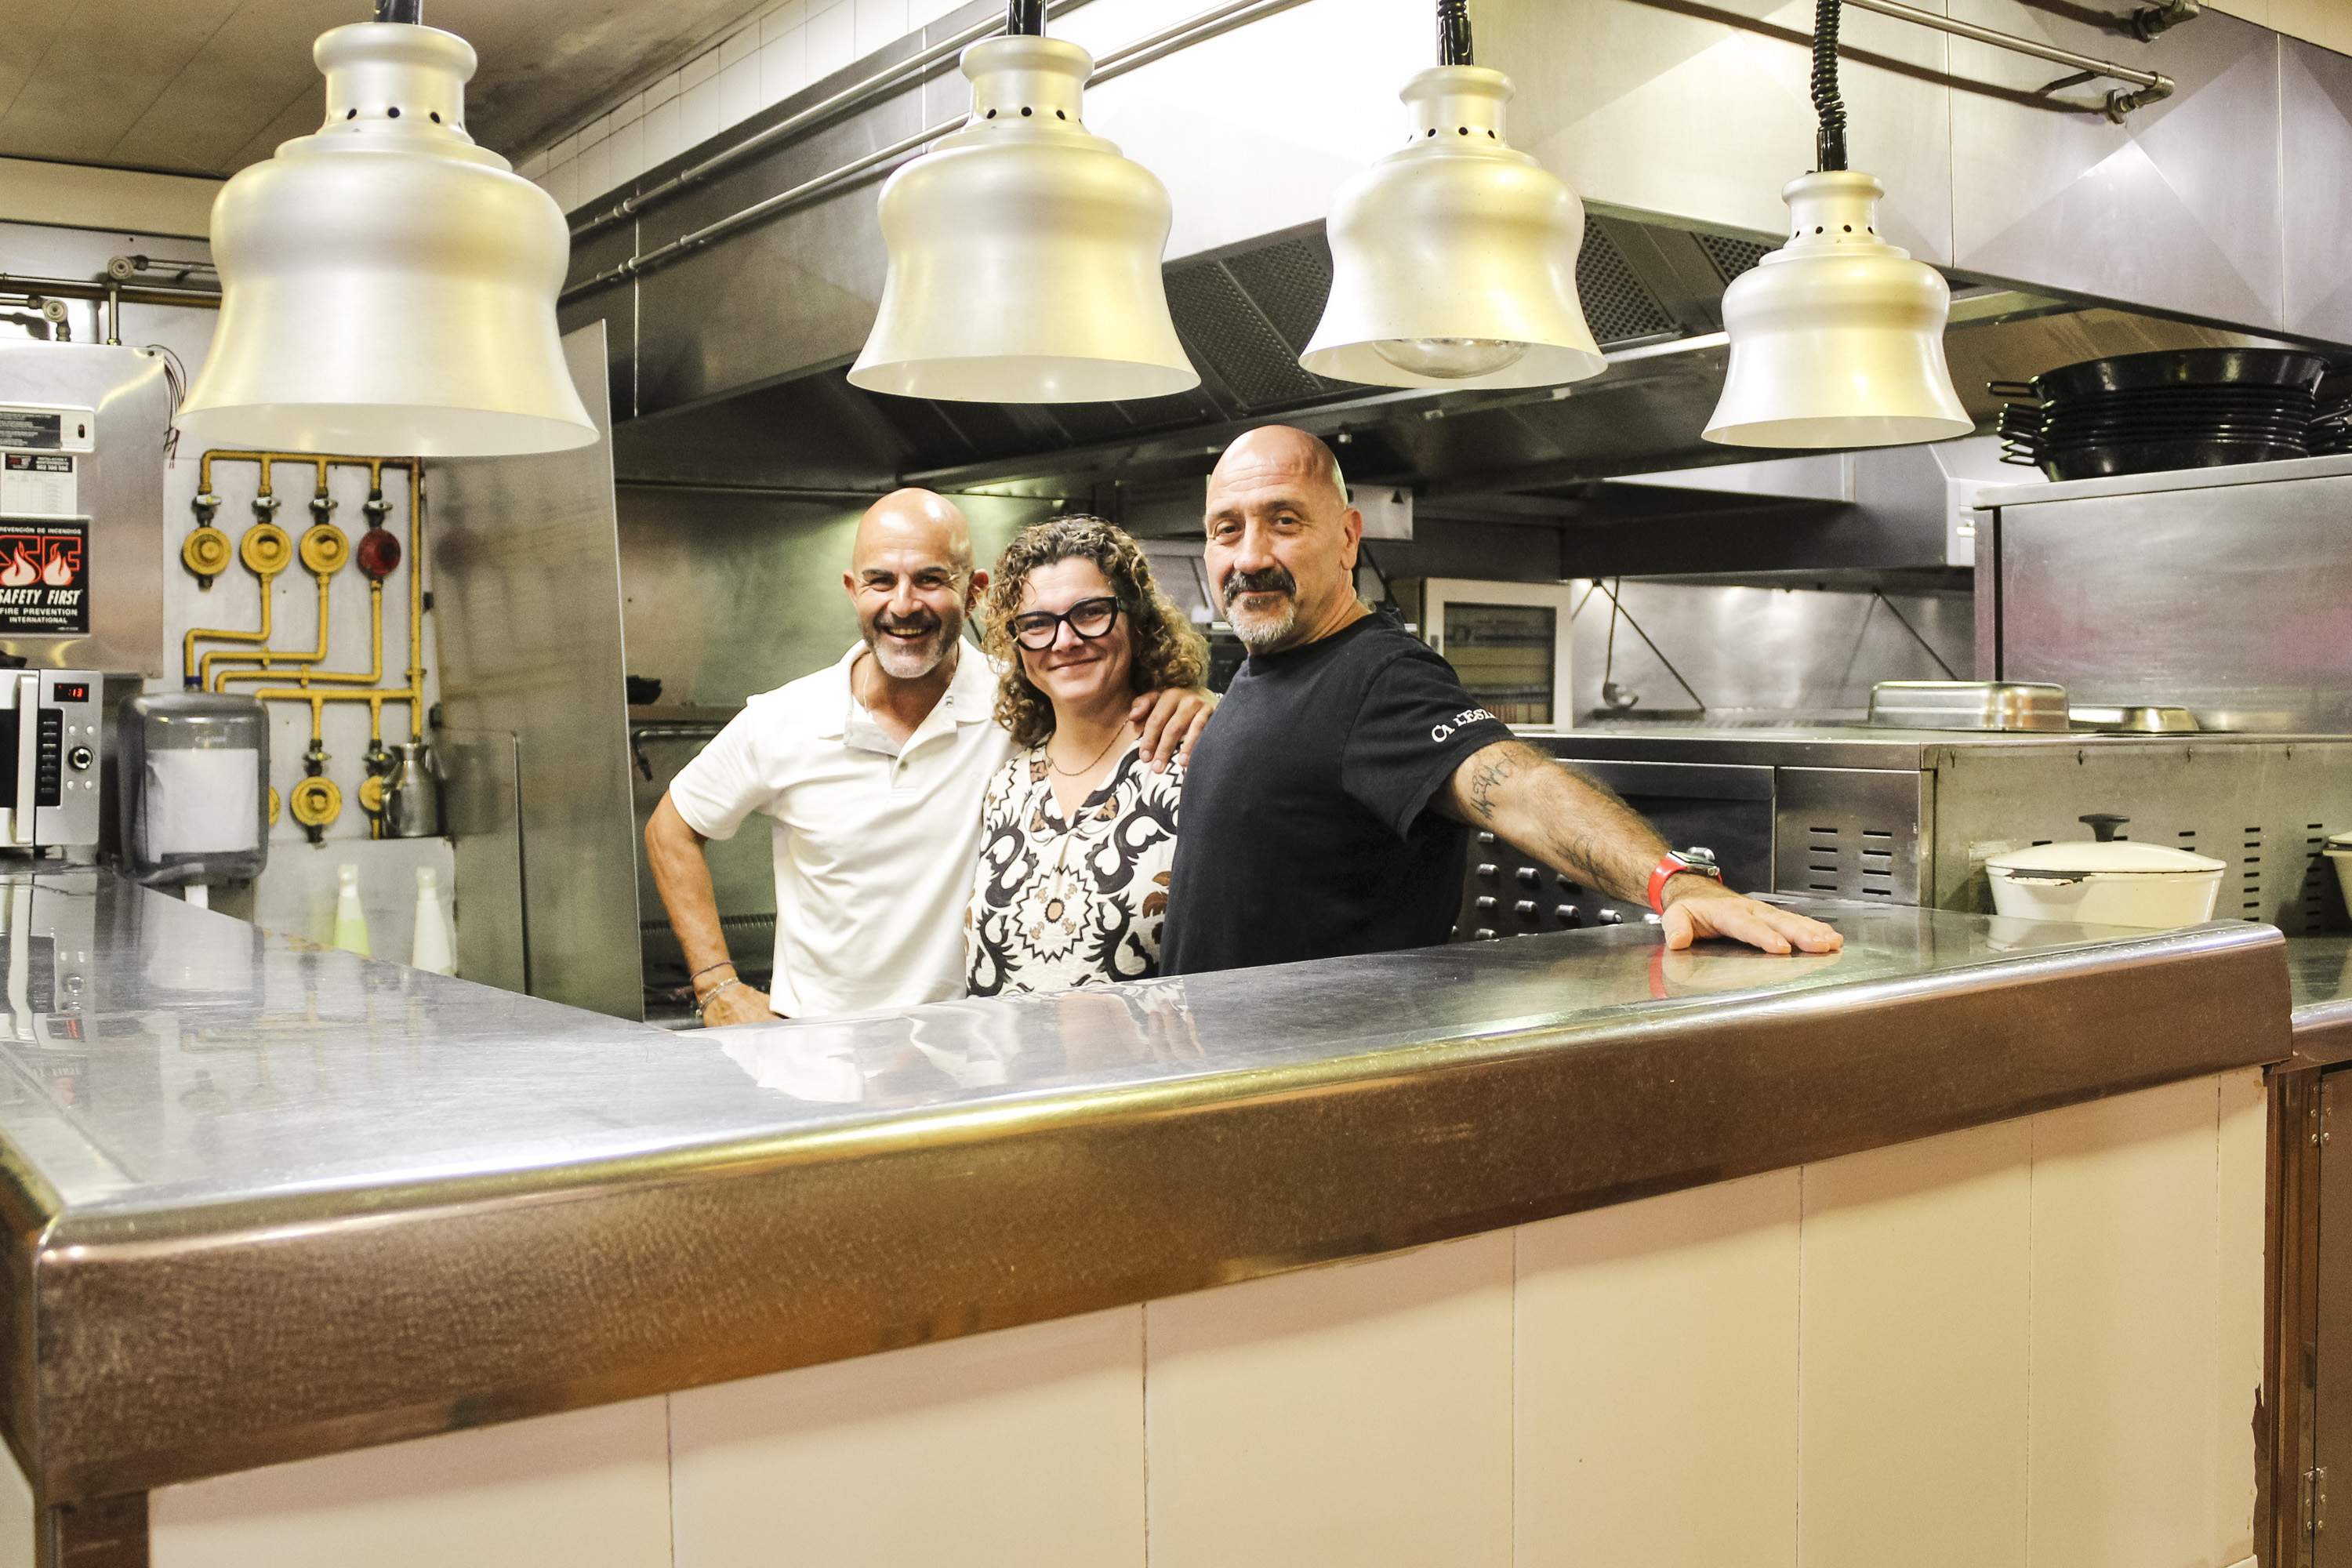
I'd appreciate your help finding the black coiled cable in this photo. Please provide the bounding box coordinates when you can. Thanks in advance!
[1812,0,1849,170]
[1438,0,1474,66]
[1006,0,1045,35]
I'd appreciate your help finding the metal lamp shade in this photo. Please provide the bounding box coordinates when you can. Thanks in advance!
[1301,66,1602,391]
[176,24,595,458]
[1704,171,1971,448]
[848,35,1196,404]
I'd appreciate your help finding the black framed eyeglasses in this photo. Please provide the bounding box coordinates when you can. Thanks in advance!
[1007,596,1125,651]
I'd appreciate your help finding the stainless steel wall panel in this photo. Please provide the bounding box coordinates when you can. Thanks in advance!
[2281,36,2352,344]
[440,728,528,996]
[433,325,643,1019]
[1988,468,2352,733]
[1773,766,1929,902]
[1486,0,1955,265]
[1949,2,2283,328]
[0,343,169,677]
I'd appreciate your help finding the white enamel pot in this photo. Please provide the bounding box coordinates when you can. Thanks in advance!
[1985,836,2225,929]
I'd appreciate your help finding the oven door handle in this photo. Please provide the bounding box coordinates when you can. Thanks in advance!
[9,675,38,848]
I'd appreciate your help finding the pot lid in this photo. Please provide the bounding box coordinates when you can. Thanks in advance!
[1987,839,2227,875]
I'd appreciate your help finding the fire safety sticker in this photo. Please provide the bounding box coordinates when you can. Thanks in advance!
[0,520,89,635]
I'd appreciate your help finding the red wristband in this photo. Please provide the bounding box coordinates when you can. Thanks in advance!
[1646,852,1719,913]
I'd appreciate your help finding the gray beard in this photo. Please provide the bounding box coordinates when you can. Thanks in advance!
[1225,597,1298,651]
[866,625,955,679]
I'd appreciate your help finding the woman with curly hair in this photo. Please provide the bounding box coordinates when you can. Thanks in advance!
[966,515,1207,996]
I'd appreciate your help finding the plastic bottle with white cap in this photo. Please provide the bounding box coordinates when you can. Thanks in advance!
[332,863,371,956]
[410,865,455,976]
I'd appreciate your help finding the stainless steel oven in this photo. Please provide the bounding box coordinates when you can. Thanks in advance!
[1455,728,2352,940]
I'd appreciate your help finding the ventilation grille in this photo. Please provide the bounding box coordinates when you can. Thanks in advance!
[1694,232,1772,282]
[1577,223,1678,345]
[1798,824,1901,898]
[1165,260,1334,410]
[1221,233,1335,353]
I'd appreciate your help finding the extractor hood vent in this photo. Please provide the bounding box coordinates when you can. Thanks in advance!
[1693,232,1771,284]
[1166,245,1339,411]
[1578,223,1680,345]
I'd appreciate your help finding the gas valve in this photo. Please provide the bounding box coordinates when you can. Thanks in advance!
[183,490,230,586]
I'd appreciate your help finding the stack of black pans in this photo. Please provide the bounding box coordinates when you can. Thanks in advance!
[1994,348,2330,481]
[2312,372,2352,456]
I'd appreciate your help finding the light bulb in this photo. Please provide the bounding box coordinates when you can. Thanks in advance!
[1371,337,1531,380]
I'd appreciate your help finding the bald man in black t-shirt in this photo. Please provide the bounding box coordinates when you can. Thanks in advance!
[1159,426,1842,977]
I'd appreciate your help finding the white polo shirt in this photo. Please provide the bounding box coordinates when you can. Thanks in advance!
[667,642,1012,1020]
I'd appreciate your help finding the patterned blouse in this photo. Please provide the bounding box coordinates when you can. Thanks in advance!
[965,742,1184,996]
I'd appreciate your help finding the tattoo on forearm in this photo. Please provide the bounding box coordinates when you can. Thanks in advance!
[1466,751,1518,822]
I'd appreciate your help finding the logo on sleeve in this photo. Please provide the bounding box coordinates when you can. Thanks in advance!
[1430,707,1497,742]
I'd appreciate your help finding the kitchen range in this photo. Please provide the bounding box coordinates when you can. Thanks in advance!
[0,0,2345,1563]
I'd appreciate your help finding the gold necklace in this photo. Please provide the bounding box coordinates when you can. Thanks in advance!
[1047,722,1131,777]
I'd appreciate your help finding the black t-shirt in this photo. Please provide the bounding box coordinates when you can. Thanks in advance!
[1160,615,1516,976]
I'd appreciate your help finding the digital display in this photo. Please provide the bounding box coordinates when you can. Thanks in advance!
[50,682,86,702]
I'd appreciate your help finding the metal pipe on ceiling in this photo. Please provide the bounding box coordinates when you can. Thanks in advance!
[567,0,1091,242]
[1838,0,2174,116]
[560,0,1313,304]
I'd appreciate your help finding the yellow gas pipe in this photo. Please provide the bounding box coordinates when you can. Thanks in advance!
[241,462,426,744]
[179,452,307,684]
[196,455,379,689]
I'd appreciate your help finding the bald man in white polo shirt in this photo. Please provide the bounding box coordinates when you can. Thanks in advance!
[645,488,1210,1025]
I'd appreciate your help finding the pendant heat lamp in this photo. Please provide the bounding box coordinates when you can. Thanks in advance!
[1701,0,1970,447]
[176,0,595,457]
[848,1,1196,403]
[1300,0,1602,390]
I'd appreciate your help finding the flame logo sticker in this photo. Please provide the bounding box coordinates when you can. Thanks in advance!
[0,547,38,589]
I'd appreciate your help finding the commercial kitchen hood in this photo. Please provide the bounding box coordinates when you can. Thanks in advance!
[609,212,2266,542]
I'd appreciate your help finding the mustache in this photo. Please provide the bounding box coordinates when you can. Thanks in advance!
[1220,566,1296,602]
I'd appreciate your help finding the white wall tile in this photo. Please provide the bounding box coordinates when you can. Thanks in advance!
[671,1308,1143,1568]
[612,92,644,129]
[642,98,681,169]
[518,150,547,179]
[720,54,762,127]
[574,136,611,201]
[585,111,614,146]
[1800,1120,2031,1568]
[913,0,967,25]
[761,30,808,107]
[720,27,761,68]
[680,75,724,150]
[1146,1234,1512,1568]
[645,71,681,108]
[1517,1171,1799,1568]
[150,1399,671,1568]
[808,0,856,78]
[681,47,722,89]
[2027,1076,2223,1568]
[2215,1068,2267,1568]
[545,158,579,213]
[607,118,644,187]
[764,0,809,42]
[855,0,910,56]
[550,131,579,165]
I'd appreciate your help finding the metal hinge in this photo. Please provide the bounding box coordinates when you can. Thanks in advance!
[2308,1465,2328,1542]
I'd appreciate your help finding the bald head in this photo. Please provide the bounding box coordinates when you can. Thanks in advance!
[1208,426,1350,512]
[844,488,985,684]
[853,487,973,575]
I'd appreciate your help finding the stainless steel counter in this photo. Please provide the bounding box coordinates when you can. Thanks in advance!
[2288,935,2352,1065]
[0,869,2290,1504]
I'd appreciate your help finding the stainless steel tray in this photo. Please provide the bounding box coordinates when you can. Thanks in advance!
[1868,681,2071,732]
[2069,704,2201,734]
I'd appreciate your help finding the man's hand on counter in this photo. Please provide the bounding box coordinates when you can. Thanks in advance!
[700,982,782,1028]
[1131,685,1218,771]
[1661,878,1845,956]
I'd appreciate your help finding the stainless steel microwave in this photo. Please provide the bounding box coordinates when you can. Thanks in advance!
[0,669,103,851]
